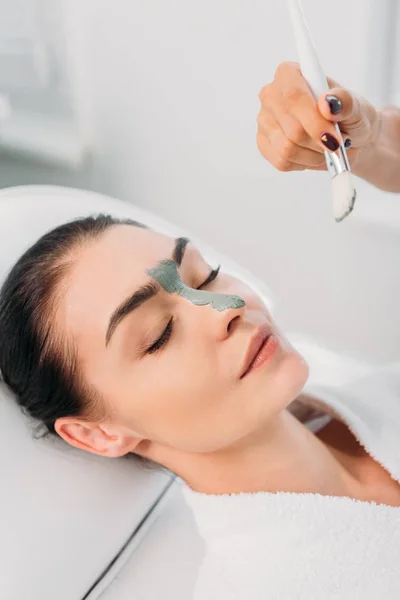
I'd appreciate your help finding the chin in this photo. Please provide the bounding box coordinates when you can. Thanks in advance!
[279,347,310,399]
[254,341,309,413]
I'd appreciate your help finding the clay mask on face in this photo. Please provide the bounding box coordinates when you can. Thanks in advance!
[147,259,245,311]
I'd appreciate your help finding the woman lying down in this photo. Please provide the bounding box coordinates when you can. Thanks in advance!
[1,63,400,600]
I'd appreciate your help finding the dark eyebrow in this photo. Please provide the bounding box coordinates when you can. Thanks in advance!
[105,236,190,346]
[173,236,189,267]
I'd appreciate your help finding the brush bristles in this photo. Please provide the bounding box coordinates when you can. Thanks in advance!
[332,171,356,222]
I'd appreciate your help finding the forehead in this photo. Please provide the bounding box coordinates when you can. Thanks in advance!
[78,224,172,274]
[59,225,175,340]
[71,224,173,291]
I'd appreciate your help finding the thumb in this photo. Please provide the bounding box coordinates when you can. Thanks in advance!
[317,87,361,126]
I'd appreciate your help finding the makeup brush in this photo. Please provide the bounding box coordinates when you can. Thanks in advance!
[287,0,356,222]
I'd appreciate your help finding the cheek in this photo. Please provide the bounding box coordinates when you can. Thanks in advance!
[111,354,221,440]
[236,283,270,315]
[244,289,266,309]
[225,275,267,307]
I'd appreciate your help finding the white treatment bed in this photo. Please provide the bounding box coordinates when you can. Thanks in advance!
[0,185,374,600]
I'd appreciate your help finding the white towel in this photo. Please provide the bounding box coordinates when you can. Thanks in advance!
[182,363,400,599]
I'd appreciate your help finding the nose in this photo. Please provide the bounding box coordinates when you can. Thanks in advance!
[212,304,245,341]
[179,295,246,342]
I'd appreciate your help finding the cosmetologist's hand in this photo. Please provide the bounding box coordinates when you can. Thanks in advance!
[256,61,380,173]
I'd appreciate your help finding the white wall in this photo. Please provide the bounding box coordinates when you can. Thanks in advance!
[0,0,399,363]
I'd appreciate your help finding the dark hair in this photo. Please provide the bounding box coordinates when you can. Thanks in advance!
[0,213,159,470]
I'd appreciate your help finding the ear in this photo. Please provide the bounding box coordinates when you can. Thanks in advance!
[54,418,143,458]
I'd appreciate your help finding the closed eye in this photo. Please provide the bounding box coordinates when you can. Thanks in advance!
[146,317,173,354]
[197,265,221,289]
[145,264,221,355]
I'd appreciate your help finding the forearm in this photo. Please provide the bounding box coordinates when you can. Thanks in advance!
[352,106,400,193]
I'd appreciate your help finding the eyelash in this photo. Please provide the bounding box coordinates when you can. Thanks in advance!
[146,265,221,354]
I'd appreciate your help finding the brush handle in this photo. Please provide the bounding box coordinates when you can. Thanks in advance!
[287,0,329,100]
[287,0,347,160]
[287,0,355,223]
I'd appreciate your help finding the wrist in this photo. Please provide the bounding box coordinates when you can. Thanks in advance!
[351,105,400,192]
[352,106,384,178]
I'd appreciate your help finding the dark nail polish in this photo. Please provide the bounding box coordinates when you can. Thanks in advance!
[321,132,340,152]
[344,138,352,150]
[326,95,342,115]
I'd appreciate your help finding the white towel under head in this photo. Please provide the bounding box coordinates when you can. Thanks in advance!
[182,364,400,600]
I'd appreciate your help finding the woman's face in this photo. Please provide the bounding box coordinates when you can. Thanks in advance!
[56,225,308,460]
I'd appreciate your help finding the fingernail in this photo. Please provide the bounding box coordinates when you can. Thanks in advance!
[321,132,340,152]
[326,95,342,115]
[344,138,352,150]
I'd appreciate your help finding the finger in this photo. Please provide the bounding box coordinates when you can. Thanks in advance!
[256,131,308,172]
[257,109,329,169]
[263,84,322,153]
[256,123,327,173]
[278,86,342,153]
[272,65,348,150]
[273,61,317,99]
[325,75,342,90]
[317,87,361,125]
[260,82,326,155]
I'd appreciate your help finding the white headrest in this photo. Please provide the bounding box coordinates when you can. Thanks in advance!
[0,185,273,600]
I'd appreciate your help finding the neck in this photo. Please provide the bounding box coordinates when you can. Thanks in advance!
[163,409,357,497]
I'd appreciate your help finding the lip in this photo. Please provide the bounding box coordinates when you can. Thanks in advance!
[240,323,272,379]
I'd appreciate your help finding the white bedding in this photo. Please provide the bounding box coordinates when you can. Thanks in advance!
[91,336,376,600]
[183,363,400,599]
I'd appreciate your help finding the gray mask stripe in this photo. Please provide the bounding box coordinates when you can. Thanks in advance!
[147,259,245,312]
